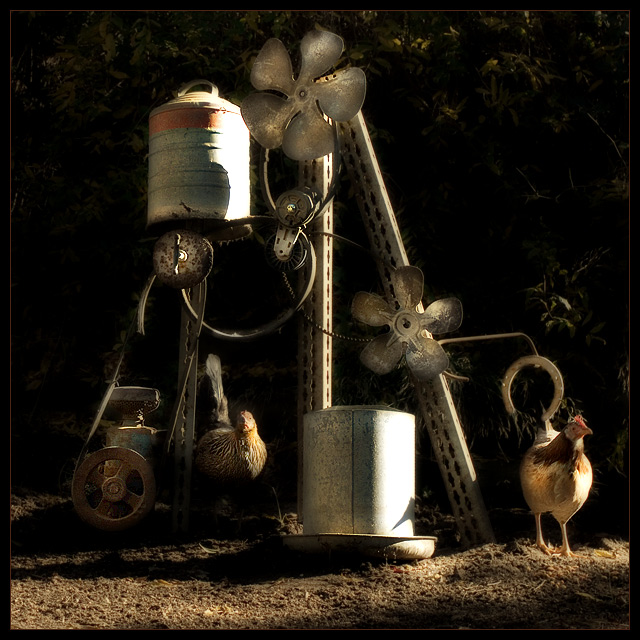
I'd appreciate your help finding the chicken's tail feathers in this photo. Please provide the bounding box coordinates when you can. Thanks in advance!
[196,353,230,434]
[205,354,225,405]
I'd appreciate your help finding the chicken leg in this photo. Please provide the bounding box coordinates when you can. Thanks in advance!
[534,514,582,556]
[533,513,554,555]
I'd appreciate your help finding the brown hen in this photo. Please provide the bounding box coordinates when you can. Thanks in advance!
[520,415,593,557]
[194,354,267,486]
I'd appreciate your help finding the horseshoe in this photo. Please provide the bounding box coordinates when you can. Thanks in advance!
[501,355,564,422]
[72,447,156,532]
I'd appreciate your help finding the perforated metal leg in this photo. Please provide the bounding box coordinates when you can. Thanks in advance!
[339,113,494,546]
[171,286,202,533]
[297,155,334,521]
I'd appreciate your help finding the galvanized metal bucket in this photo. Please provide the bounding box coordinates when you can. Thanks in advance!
[302,405,416,537]
[147,80,250,232]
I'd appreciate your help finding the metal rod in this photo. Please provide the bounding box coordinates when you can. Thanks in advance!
[439,332,539,356]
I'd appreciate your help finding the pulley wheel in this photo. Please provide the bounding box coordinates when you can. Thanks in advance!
[153,229,213,289]
[274,188,320,228]
[72,447,156,532]
[181,230,317,341]
[264,231,308,272]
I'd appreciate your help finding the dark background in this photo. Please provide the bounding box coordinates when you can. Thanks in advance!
[10,11,629,534]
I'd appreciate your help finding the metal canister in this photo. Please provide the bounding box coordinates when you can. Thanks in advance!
[147,80,250,232]
[302,406,416,537]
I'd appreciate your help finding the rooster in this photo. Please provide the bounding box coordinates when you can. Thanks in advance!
[195,354,267,487]
[520,415,593,557]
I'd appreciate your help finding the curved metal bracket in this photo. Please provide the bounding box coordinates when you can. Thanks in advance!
[501,355,564,422]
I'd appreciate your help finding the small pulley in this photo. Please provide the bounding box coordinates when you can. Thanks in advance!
[72,446,156,532]
[264,229,309,271]
[274,187,321,228]
[153,229,213,289]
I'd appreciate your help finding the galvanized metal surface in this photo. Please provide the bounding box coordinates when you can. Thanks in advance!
[297,155,334,521]
[284,533,436,560]
[302,406,416,537]
[338,112,495,547]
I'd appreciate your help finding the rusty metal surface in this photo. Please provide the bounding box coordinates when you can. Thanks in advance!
[241,31,366,161]
[108,386,160,422]
[148,80,250,230]
[153,229,213,289]
[352,266,462,380]
[71,447,156,532]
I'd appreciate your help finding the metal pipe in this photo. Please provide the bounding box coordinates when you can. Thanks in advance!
[438,332,539,356]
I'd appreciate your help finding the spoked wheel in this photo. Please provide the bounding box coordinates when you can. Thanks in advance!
[72,447,156,532]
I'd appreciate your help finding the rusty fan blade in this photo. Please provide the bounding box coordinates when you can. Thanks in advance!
[392,266,425,310]
[352,291,393,327]
[405,336,450,380]
[360,333,403,375]
[421,297,463,335]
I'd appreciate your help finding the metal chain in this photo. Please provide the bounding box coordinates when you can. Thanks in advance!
[280,270,370,343]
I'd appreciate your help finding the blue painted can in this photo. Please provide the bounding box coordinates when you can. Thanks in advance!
[147,80,250,232]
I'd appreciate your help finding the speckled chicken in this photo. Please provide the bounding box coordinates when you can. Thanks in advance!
[520,415,593,557]
[195,354,267,486]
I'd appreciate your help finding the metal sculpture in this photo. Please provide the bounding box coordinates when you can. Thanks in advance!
[72,29,564,550]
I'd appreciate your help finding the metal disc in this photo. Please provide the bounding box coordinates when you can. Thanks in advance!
[72,447,156,532]
[153,229,213,289]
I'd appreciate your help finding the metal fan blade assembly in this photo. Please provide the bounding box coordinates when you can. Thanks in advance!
[352,266,463,381]
[241,30,366,161]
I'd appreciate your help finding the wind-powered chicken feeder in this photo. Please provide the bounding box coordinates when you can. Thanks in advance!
[71,29,565,555]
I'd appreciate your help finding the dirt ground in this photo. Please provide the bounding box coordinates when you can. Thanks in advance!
[10,484,629,631]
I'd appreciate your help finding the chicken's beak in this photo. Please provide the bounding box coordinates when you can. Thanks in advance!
[577,424,593,438]
[238,411,254,432]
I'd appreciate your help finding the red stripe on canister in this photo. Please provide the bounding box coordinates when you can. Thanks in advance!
[149,108,231,136]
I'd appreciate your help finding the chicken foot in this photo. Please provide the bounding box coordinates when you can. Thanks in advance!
[534,514,584,557]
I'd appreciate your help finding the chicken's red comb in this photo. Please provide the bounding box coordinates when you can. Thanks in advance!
[573,415,587,428]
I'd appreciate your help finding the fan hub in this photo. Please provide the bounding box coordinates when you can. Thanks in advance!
[393,310,422,341]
